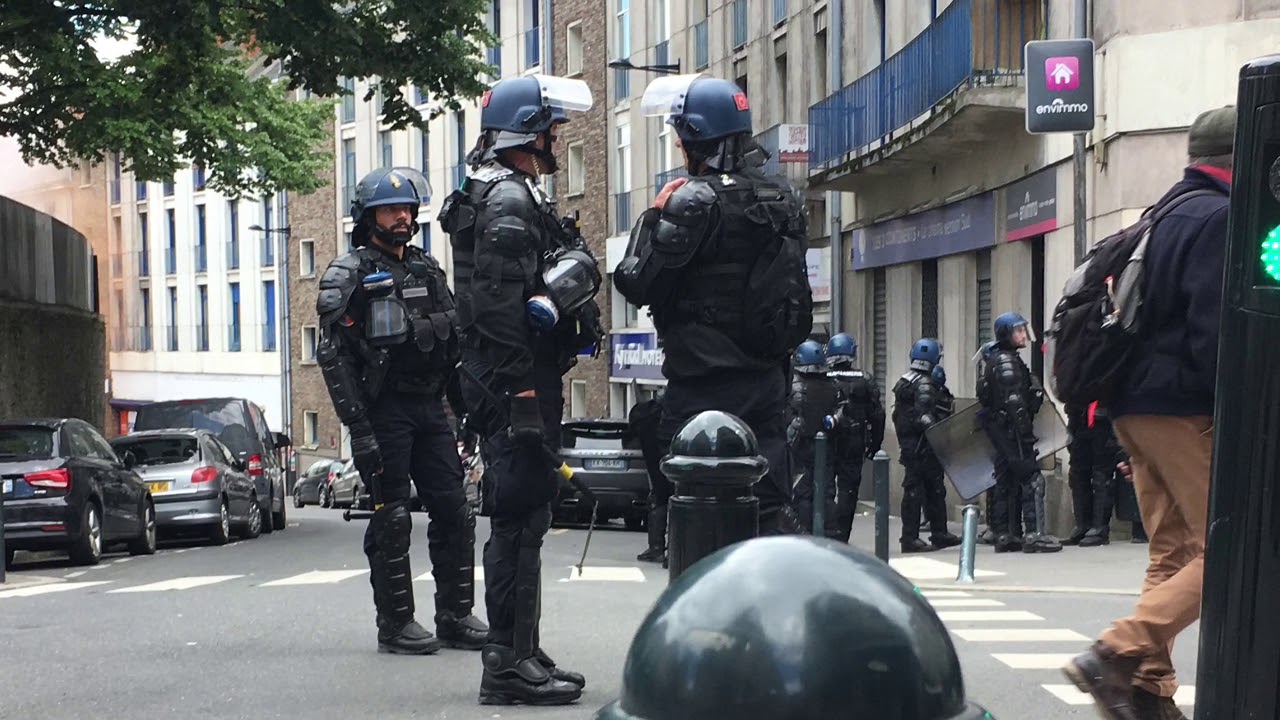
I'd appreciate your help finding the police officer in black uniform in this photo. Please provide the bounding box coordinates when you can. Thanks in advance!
[614,74,814,536]
[824,332,885,543]
[437,74,598,706]
[977,312,1062,554]
[893,339,962,553]
[315,167,488,655]
[1064,402,1117,547]
[629,393,668,564]
[788,340,841,537]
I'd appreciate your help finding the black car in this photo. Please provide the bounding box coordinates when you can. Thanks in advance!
[132,397,291,533]
[554,419,649,530]
[292,459,345,508]
[2,418,157,568]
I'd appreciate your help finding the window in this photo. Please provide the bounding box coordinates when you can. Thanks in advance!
[921,259,939,339]
[140,287,152,351]
[163,176,175,197]
[302,326,318,363]
[229,282,241,352]
[656,0,670,42]
[304,411,319,447]
[776,52,788,109]
[694,20,709,70]
[570,380,588,418]
[300,238,316,277]
[813,29,829,104]
[567,142,586,195]
[165,209,176,275]
[732,0,747,49]
[261,196,275,267]
[342,138,357,211]
[421,223,432,254]
[138,211,149,275]
[614,122,632,234]
[566,22,584,76]
[773,0,787,26]
[110,154,122,204]
[227,200,240,270]
[263,280,277,351]
[194,204,207,272]
[977,250,993,346]
[524,0,541,69]
[417,128,430,172]
[166,286,178,352]
[340,77,356,124]
[136,180,147,202]
[192,164,206,190]
[379,130,394,168]
[616,0,631,58]
[197,284,209,351]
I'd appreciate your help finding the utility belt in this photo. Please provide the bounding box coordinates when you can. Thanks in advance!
[385,375,445,397]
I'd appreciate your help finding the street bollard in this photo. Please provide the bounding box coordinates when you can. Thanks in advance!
[812,432,829,536]
[873,450,890,562]
[1,492,6,584]
[661,410,767,584]
[956,504,980,584]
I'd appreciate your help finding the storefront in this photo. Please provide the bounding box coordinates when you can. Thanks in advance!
[608,331,666,419]
[1000,167,1059,381]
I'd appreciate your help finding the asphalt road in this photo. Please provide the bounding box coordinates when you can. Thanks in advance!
[0,508,1201,719]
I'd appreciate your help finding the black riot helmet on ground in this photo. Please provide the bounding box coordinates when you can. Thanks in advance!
[472,74,593,174]
[350,167,431,248]
[595,537,993,720]
[641,73,762,173]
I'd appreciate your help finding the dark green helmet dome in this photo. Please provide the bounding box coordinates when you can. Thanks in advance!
[595,537,993,720]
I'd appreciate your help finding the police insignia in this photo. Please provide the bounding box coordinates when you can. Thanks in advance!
[339,314,355,327]
[389,173,403,188]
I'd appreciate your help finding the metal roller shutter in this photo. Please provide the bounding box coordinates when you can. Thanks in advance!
[872,267,888,395]
[921,259,939,340]
[977,250,993,347]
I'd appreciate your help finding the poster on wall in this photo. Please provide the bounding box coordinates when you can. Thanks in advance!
[806,247,832,303]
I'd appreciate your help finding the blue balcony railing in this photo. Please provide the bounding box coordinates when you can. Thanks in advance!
[613,191,632,235]
[654,166,689,190]
[693,21,709,70]
[194,245,208,273]
[226,241,240,270]
[451,162,467,189]
[655,40,669,67]
[163,248,176,275]
[732,0,748,48]
[614,67,630,102]
[808,0,1042,168]
[524,27,541,69]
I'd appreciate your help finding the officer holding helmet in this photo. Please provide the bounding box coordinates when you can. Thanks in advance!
[315,167,488,656]
[614,74,814,536]
[438,74,599,706]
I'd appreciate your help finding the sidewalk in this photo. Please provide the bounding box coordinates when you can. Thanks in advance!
[846,509,1149,596]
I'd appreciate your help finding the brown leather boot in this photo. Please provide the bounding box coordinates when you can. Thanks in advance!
[1132,688,1188,720]
[1062,641,1143,720]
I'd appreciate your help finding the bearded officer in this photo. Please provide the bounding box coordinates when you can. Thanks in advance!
[315,167,488,655]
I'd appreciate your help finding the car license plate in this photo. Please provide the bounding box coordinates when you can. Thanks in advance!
[147,481,171,494]
[2,479,11,495]
[584,458,627,471]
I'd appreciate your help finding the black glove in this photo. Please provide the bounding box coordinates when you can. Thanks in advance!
[349,420,382,479]
[508,394,544,448]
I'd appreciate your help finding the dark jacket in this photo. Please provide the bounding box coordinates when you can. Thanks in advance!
[1111,167,1230,418]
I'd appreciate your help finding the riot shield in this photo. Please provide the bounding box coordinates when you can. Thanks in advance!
[924,400,999,501]
[1032,399,1072,461]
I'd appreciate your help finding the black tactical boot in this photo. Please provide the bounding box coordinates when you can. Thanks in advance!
[1022,532,1064,554]
[377,616,442,655]
[637,547,664,562]
[1063,526,1089,546]
[430,503,486,649]
[901,538,933,553]
[1079,527,1111,547]
[930,532,962,550]
[479,644,582,706]
[535,648,586,688]
[638,499,667,562]
[994,534,1023,553]
[436,612,488,650]
[978,528,996,545]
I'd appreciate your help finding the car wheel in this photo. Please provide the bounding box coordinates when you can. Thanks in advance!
[208,497,232,546]
[240,496,262,540]
[271,492,287,531]
[128,500,158,555]
[319,485,332,509]
[4,548,15,571]
[260,495,276,534]
[625,514,645,532]
[69,502,103,566]
[293,489,305,508]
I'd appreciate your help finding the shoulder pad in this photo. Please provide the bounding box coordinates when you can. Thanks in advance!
[317,252,363,323]
[478,192,538,259]
[472,163,514,184]
[663,179,718,222]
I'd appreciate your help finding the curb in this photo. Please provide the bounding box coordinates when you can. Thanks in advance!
[915,582,1140,597]
[0,573,64,591]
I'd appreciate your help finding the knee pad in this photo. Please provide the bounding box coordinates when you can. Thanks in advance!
[372,501,413,556]
[520,506,552,548]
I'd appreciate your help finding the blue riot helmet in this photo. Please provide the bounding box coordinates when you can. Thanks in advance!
[826,333,857,366]
[794,339,826,370]
[910,337,943,372]
[641,74,757,172]
[932,364,947,386]
[476,74,593,174]
[350,167,428,247]
[993,311,1031,349]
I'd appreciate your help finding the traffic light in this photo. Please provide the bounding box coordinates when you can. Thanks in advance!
[1252,133,1280,287]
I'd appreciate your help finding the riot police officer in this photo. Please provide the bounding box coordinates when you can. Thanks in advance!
[825,332,885,542]
[892,339,962,553]
[437,74,599,706]
[977,312,1062,554]
[1064,402,1117,547]
[788,340,841,536]
[629,393,668,564]
[315,167,488,655]
[614,74,814,536]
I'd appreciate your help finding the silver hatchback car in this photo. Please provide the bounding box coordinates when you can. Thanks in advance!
[110,429,262,544]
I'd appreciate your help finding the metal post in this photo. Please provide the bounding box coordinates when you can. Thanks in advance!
[873,450,890,562]
[1071,0,1089,264]
[812,432,829,536]
[956,504,979,584]
[1,492,6,583]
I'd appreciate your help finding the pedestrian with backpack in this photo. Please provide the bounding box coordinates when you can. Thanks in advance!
[1061,106,1235,720]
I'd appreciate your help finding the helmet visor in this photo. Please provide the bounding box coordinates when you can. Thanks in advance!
[530,74,594,112]
[640,74,705,117]
[388,167,432,205]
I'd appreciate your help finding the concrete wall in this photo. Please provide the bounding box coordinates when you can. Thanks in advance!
[0,196,106,426]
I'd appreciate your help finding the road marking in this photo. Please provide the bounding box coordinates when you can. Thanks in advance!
[953,628,1091,642]
[935,610,1043,622]
[1042,684,1195,707]
[260,570,368,587]
[992,653,1077,669]
[64,571,87,579]
[415,568,485,583]
[549,529,568,535]
[108,575,243,593]
[927,598,1006,608]
[113,558,132,564]
[890,556,1005,580]
[0,581,111,599]
[173,549,188,554]
[86,564,110,571]
[920,590,972,599]
[561,566,647,582]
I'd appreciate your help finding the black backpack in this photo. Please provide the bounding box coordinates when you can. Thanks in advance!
[1046,189,1218,406]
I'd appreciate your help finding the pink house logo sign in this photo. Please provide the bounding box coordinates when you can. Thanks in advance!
[1045,57,1080,92]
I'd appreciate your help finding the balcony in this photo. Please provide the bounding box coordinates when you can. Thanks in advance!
[226,241,240,270]
[807,0,1043,191]
[452,162,467,189]
[524,27,541,69]
[613,191,632,235]
[732,0,748,49]
[693,21,709,70]
[163,247,176,275]
[614,67,630,103]
[654,166,689,190]
[194,245,208,273]
[655,40,669,68]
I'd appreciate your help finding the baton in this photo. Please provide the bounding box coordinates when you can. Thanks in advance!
[342,468,385,522]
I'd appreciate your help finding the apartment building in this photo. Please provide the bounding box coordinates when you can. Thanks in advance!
[603,0,835,417]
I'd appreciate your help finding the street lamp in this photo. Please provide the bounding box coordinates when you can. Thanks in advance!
[608,58,682,75]
[249,222,294,486]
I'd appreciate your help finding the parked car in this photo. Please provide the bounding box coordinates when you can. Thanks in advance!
[2,418,157,568]
[132,398,290,532]
[329,459,365,509]
[292,459,346,508]
[109,429,262,544]
[553,419,649,530]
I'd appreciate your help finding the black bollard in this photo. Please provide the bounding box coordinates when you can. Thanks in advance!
[813,431,829,536]
[660,410,767,583]
[873,450,890,562]
[0,492,6,583]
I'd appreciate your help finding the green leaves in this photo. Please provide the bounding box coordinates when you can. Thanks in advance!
[0,1,495,195]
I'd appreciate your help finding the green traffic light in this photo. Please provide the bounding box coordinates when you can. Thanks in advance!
[1263,225,1280,283]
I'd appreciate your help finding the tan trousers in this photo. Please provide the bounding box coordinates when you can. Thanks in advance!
[1101,414,1213,698]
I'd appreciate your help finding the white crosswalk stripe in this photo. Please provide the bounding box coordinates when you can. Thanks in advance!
[561,566,647,582]
[1042,684,1196,707]
[107,575,243,593]
[935,610,1042,622]
[0,581,112,599]
[926,598,1006,608]
[919,590,973,599]
[259,570,368,587]
[890,556,1006,580]
[952,628,1091,642]
[992,653,1076,669]
[414,568,485,583]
